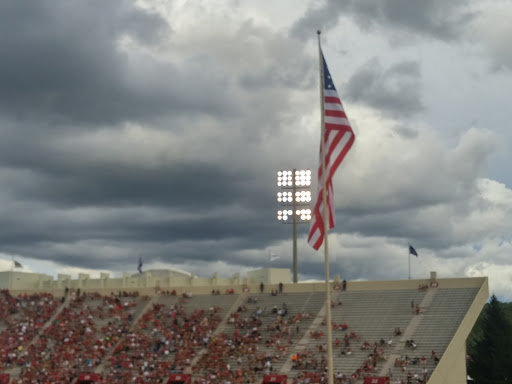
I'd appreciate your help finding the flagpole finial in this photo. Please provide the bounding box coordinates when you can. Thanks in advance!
[317,30,321,35]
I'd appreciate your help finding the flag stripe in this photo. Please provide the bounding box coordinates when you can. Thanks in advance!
[325,117,350,126]
[325,96,341,104]
[324,109,347,118]
[324,102,344,111]
[308,50,355,250]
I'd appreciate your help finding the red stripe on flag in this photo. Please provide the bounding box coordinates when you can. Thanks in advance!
[324,110,347,118]
[324,96,342,104]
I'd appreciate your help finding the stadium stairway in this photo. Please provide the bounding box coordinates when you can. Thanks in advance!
[1,294,71,380]
[377,287,437,377]
[215,291,326,376]
[99,291,244,380]
[331,289,428,379]
[278,289,429,381]
[94,295,157,374]
[279,290,339,373]
[28,293,72,347]
[188,292,247,371]
[386,287,480,383]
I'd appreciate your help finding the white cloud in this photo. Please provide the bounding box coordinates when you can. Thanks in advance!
[470,0,512,71]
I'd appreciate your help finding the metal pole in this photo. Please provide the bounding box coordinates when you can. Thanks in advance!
[408,252,411,280]
[292,169,298,283]
[318,30,334,384]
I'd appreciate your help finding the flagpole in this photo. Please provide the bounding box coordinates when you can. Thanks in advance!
[408,247,411,280]
[408,244,412,280]
[317,30,334,384]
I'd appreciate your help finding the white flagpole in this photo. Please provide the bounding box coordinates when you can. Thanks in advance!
[317,30,334,384]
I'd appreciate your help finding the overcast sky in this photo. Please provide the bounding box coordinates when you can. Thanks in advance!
[0,0,511,299]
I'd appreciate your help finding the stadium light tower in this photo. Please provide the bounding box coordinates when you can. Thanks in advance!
[277,169,312,283]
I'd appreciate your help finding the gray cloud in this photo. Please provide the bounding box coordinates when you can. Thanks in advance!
[345,58,423,117]
[0,0,239,125]
[393,125,419,139]
[470,4,512,72]
[292,0,475,41]
[0,0,311,273]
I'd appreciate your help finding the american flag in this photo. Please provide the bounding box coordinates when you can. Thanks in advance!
[308,50,355,250]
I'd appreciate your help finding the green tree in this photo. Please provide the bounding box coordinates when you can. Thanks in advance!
[468,294,512,383]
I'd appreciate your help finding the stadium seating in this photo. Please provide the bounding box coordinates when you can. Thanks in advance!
[0,282,484,384]
[0,290,61,375]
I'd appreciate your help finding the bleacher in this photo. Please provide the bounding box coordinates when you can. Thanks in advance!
[218,292,326,373]
[0,278,486,384]
[0,291,61,375]
[288,289,429,379]
[388,287,480,382]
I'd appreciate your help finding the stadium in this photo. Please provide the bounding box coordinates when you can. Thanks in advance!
[0,268,488,384]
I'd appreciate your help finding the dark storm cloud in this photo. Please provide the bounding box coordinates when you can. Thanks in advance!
[0,215,290,271]
[238,64,315,91]
[291,0,475,41]
[0,132,292,268]
[0,0,312,274]
[0,121,279,212]
[0,158,285,234]
[8,160,250,209]
[0,0,235,125]
[0,187,291,269]
[332,210,449,249]
[344,58,423,117]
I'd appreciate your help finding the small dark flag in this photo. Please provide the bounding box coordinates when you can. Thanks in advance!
[14,260,22,268]
[409,245,418,257]
[137,257,143,274]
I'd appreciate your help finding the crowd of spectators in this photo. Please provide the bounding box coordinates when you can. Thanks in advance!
[0,289,441,384]
[5,291,145,383]
[0,290,61,374]
[391,347,435,382]
[291,316,407,384]
[191,295,315,384]
[103,295,223,383]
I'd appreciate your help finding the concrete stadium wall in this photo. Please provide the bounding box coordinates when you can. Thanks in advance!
[345,276,486,291]
[427,276,489,384]
[2,267,487,301]
[247,268,291,285]
[0,271,53,290]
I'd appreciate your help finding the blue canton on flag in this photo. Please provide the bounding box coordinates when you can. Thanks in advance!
[323,56,337,92]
